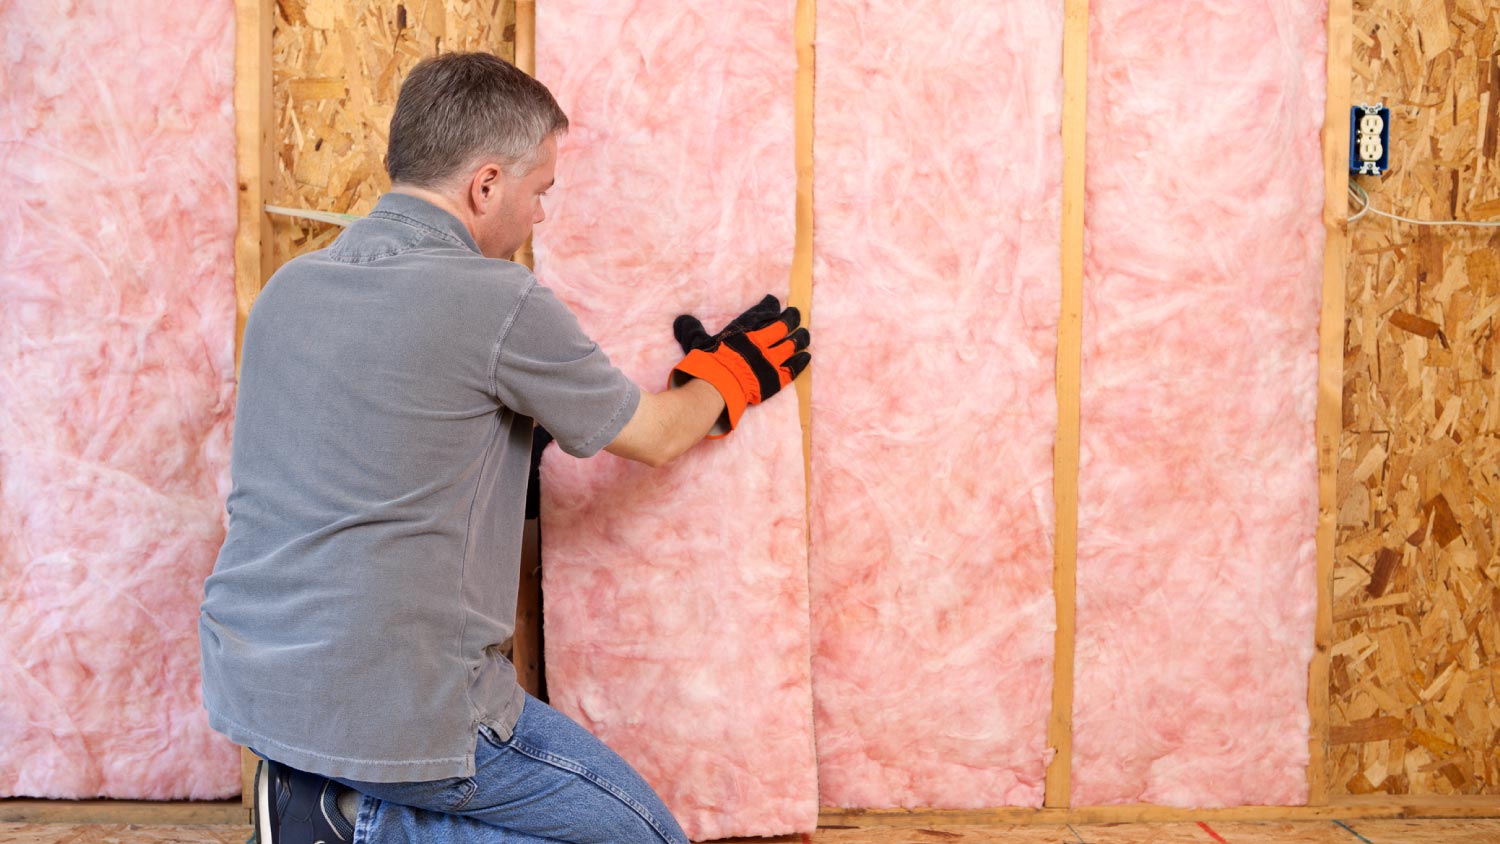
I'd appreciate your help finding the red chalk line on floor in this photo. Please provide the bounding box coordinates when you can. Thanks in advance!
[1197,821,1230,843]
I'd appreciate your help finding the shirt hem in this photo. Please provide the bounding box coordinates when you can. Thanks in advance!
[477,681,528,744]
[206,706,478,783]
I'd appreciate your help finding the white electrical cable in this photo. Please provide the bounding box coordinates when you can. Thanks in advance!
[1347,183,1370,223]
[264,204,362,227]
[1347,181,1500,229]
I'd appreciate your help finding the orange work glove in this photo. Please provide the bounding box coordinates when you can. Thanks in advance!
[670,295,811,436]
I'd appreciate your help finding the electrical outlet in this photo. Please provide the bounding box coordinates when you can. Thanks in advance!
[1349,103,1391,176]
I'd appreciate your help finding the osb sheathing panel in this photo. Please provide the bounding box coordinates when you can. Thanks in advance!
[1333,0,1500,795]
[269,0,515,266]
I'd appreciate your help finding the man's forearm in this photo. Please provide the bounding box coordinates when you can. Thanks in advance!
[604,377,726,467]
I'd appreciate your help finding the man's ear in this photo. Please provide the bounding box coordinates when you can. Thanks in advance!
[469,163,504,210]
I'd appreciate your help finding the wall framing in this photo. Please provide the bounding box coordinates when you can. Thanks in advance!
[1044,0,1090,811]
[224,0,1500,812]
[11,0,1500,828]
[1311,0,1357,806]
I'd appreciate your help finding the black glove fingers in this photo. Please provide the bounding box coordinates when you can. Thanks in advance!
[781,351,812,381]
[673,314,712,353]
[735,297,786,333]
[775,326,810,352]
[748,293,781,318]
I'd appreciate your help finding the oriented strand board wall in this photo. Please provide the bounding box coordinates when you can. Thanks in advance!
[268,0,516,265]
[1333,0,1500,795]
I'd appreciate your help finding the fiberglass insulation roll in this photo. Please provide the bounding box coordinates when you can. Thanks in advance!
[1071,0,1326,806]
[809,0,1065,809]
[534,2,818,838]
[0,0,240,798]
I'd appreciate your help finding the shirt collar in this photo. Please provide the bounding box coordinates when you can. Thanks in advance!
[368,192,482,254]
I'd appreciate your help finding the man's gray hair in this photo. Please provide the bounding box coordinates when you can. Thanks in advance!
[386,52,568,187]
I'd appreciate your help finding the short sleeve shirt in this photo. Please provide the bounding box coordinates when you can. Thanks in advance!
[199,193,639,782]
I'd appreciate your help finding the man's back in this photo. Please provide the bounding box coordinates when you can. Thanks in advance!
[199,193,638,782]
[199,52,808,844]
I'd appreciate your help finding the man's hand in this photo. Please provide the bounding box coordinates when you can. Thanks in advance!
[670,295,811,436]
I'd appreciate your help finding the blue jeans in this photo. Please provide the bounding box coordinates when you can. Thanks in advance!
[329,694,689,844]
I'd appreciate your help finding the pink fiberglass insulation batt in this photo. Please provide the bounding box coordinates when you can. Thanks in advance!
[1072,0,1326,806]
[535,2,818,838]
[811,2,1064,808]
[0,1,239,798]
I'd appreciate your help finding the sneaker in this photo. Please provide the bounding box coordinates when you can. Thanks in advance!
[253,758,356,844]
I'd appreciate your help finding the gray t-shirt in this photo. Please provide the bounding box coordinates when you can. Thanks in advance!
[199,192,639,782]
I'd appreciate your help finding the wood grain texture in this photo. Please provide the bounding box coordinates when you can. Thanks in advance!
[234,0,274,805]
[1332,0,1500,797]
[238,752,256,811]
[0,802,244,825]
[820,795,1500,826]
[0,824,248,843]
[1335,818,1500,843]
[1312,0,1355,807]
[5,797,1494,833]
[510,0,541,700]
[511,0,535,270]
[1046,0,1089,811]
[791,0,816,501]
[235,0,273,367]
[514,0,534,72]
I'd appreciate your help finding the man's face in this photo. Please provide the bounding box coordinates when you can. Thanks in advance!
[477,134,557,260]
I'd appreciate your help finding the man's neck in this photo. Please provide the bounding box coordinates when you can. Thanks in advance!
[390,183,475,235]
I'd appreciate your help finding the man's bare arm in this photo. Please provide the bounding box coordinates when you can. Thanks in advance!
[604,378,726,468]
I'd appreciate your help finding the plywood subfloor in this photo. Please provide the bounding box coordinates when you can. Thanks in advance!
[5,820,1500,844]
[1333,818,1500,843]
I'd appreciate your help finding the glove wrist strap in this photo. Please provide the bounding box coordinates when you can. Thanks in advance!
[670,350,748,437]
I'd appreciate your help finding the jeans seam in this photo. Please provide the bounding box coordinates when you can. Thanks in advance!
[506,739,681,844]
[449,778,479,812]
[353,792,377,844]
